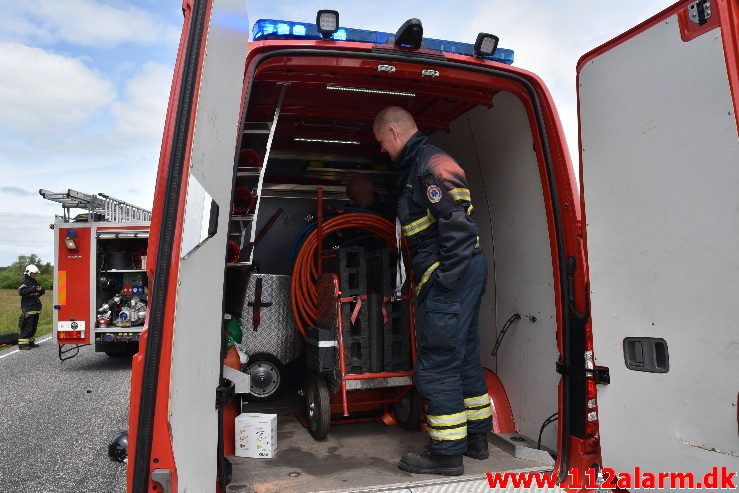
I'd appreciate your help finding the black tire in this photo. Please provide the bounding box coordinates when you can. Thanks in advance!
[243,353,284,402]
[394,387,422,431]
[305,373,330,440]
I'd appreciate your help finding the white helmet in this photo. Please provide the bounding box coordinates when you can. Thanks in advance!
[25,264,40,275]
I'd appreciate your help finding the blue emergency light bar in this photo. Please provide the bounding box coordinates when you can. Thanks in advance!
[252,19,514,65]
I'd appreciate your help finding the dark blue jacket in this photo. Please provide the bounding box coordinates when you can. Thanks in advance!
[395,132,480,298]
[18,275,44,313]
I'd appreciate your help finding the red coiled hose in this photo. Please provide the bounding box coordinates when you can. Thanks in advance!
[290,213,405,340]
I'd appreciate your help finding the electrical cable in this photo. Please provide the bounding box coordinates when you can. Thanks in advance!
[537,412,559,450]
[290,212,406,339]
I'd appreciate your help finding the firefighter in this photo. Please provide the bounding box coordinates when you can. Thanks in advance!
[18,264,45,350]
[373,106,492,476]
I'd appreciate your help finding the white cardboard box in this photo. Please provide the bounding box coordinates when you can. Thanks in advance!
[235,413,277,458]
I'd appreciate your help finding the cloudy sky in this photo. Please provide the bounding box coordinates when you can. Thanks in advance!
[0,0,666,266]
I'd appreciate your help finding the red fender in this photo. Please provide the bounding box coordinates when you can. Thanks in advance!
[483,368,516,434]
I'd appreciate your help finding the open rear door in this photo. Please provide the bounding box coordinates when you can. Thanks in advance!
[579,0,739,488]
[127,0,249,491]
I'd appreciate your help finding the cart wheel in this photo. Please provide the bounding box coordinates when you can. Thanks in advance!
[394,387,422,431]
[305,373,330,440]
[244,353,283,402]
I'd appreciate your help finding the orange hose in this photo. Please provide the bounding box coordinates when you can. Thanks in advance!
[291,213,403,340]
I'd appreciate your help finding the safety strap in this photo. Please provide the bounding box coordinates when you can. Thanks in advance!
[395,217,406,298]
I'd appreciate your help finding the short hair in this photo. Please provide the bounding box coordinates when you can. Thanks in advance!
[346,174,374,197]
[373,106,417,133]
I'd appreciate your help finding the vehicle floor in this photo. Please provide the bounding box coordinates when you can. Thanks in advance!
[228,385,542,493]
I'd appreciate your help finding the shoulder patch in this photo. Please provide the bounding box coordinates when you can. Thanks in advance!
[426,184,442,204]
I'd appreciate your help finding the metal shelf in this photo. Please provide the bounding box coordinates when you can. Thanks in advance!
[231,215,255,222]
[236,167,261,177]
[101,269,146,273]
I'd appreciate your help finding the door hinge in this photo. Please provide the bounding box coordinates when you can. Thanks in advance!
[215,378,235,409]
[151,469,172,493]
[556,361,610,385]
[688,0,712,25]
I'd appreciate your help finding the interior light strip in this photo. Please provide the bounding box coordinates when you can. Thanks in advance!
[326,85,416,97]
[294,138,361,145]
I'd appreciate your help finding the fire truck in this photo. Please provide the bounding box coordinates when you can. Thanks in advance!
[40,189,151,361]
[122,1,739,492]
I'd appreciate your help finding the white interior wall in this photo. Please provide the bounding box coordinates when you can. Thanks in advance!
[429,92,560,450]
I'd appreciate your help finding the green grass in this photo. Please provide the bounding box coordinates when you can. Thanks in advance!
[0,289,53,349]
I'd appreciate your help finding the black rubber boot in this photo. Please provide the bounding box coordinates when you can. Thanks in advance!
[464,432,489,460]
[29,341,40,348]
[18,344,31,350]
[398,447,463,476]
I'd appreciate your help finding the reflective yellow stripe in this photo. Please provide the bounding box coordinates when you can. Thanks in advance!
[466,406,492,422]
[466,204,474,216]
[401,210,436,237]
[464,393,490,407]
[429,424,467,441]
[414,261,440,296]
[18,338,30,344]
[427,411,467,428]
[448,188,471,202]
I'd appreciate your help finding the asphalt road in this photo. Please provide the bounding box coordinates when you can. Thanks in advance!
[0,338,130,493]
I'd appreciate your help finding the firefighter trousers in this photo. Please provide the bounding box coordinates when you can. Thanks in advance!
[414,253,492,455]
[18,312,40,347]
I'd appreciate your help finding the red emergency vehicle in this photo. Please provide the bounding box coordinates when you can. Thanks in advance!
[41,189,151,360]
[124,1,739,491]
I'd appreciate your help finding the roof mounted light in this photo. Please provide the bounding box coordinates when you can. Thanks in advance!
[294,138,360,145]
[393,18,423,50]
[316,10,339,39]
[326,85,416,97]
[474,33,499,58]
[251,19,515,64]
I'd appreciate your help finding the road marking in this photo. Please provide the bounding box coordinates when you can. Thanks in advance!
[0,336,53,360]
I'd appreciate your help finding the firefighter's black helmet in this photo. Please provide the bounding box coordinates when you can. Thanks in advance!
[108,431,128,463]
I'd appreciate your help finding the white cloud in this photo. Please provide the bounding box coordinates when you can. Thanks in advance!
[1,0,180,48]
[111,62,172,143]
[0,42,114,133]
[0,212,54,266]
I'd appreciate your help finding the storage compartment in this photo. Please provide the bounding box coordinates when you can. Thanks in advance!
[223,52,565,489]
[94,233,148,353]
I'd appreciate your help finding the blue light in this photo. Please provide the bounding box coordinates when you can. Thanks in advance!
[252,19,514,64]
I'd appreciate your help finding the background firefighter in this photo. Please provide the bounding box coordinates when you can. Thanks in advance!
[373,106,492,476]
[18,264,45,350]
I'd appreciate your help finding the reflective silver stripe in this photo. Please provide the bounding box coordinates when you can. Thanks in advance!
[414,261,440,296]
[428,424,467,441]
[401,210,436,237]
[448,187,472,202]
[464,393,490,407]
[317,340,337,348]
[427,411,466,428]
[26,311,41,315]
[466,406,492,422]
